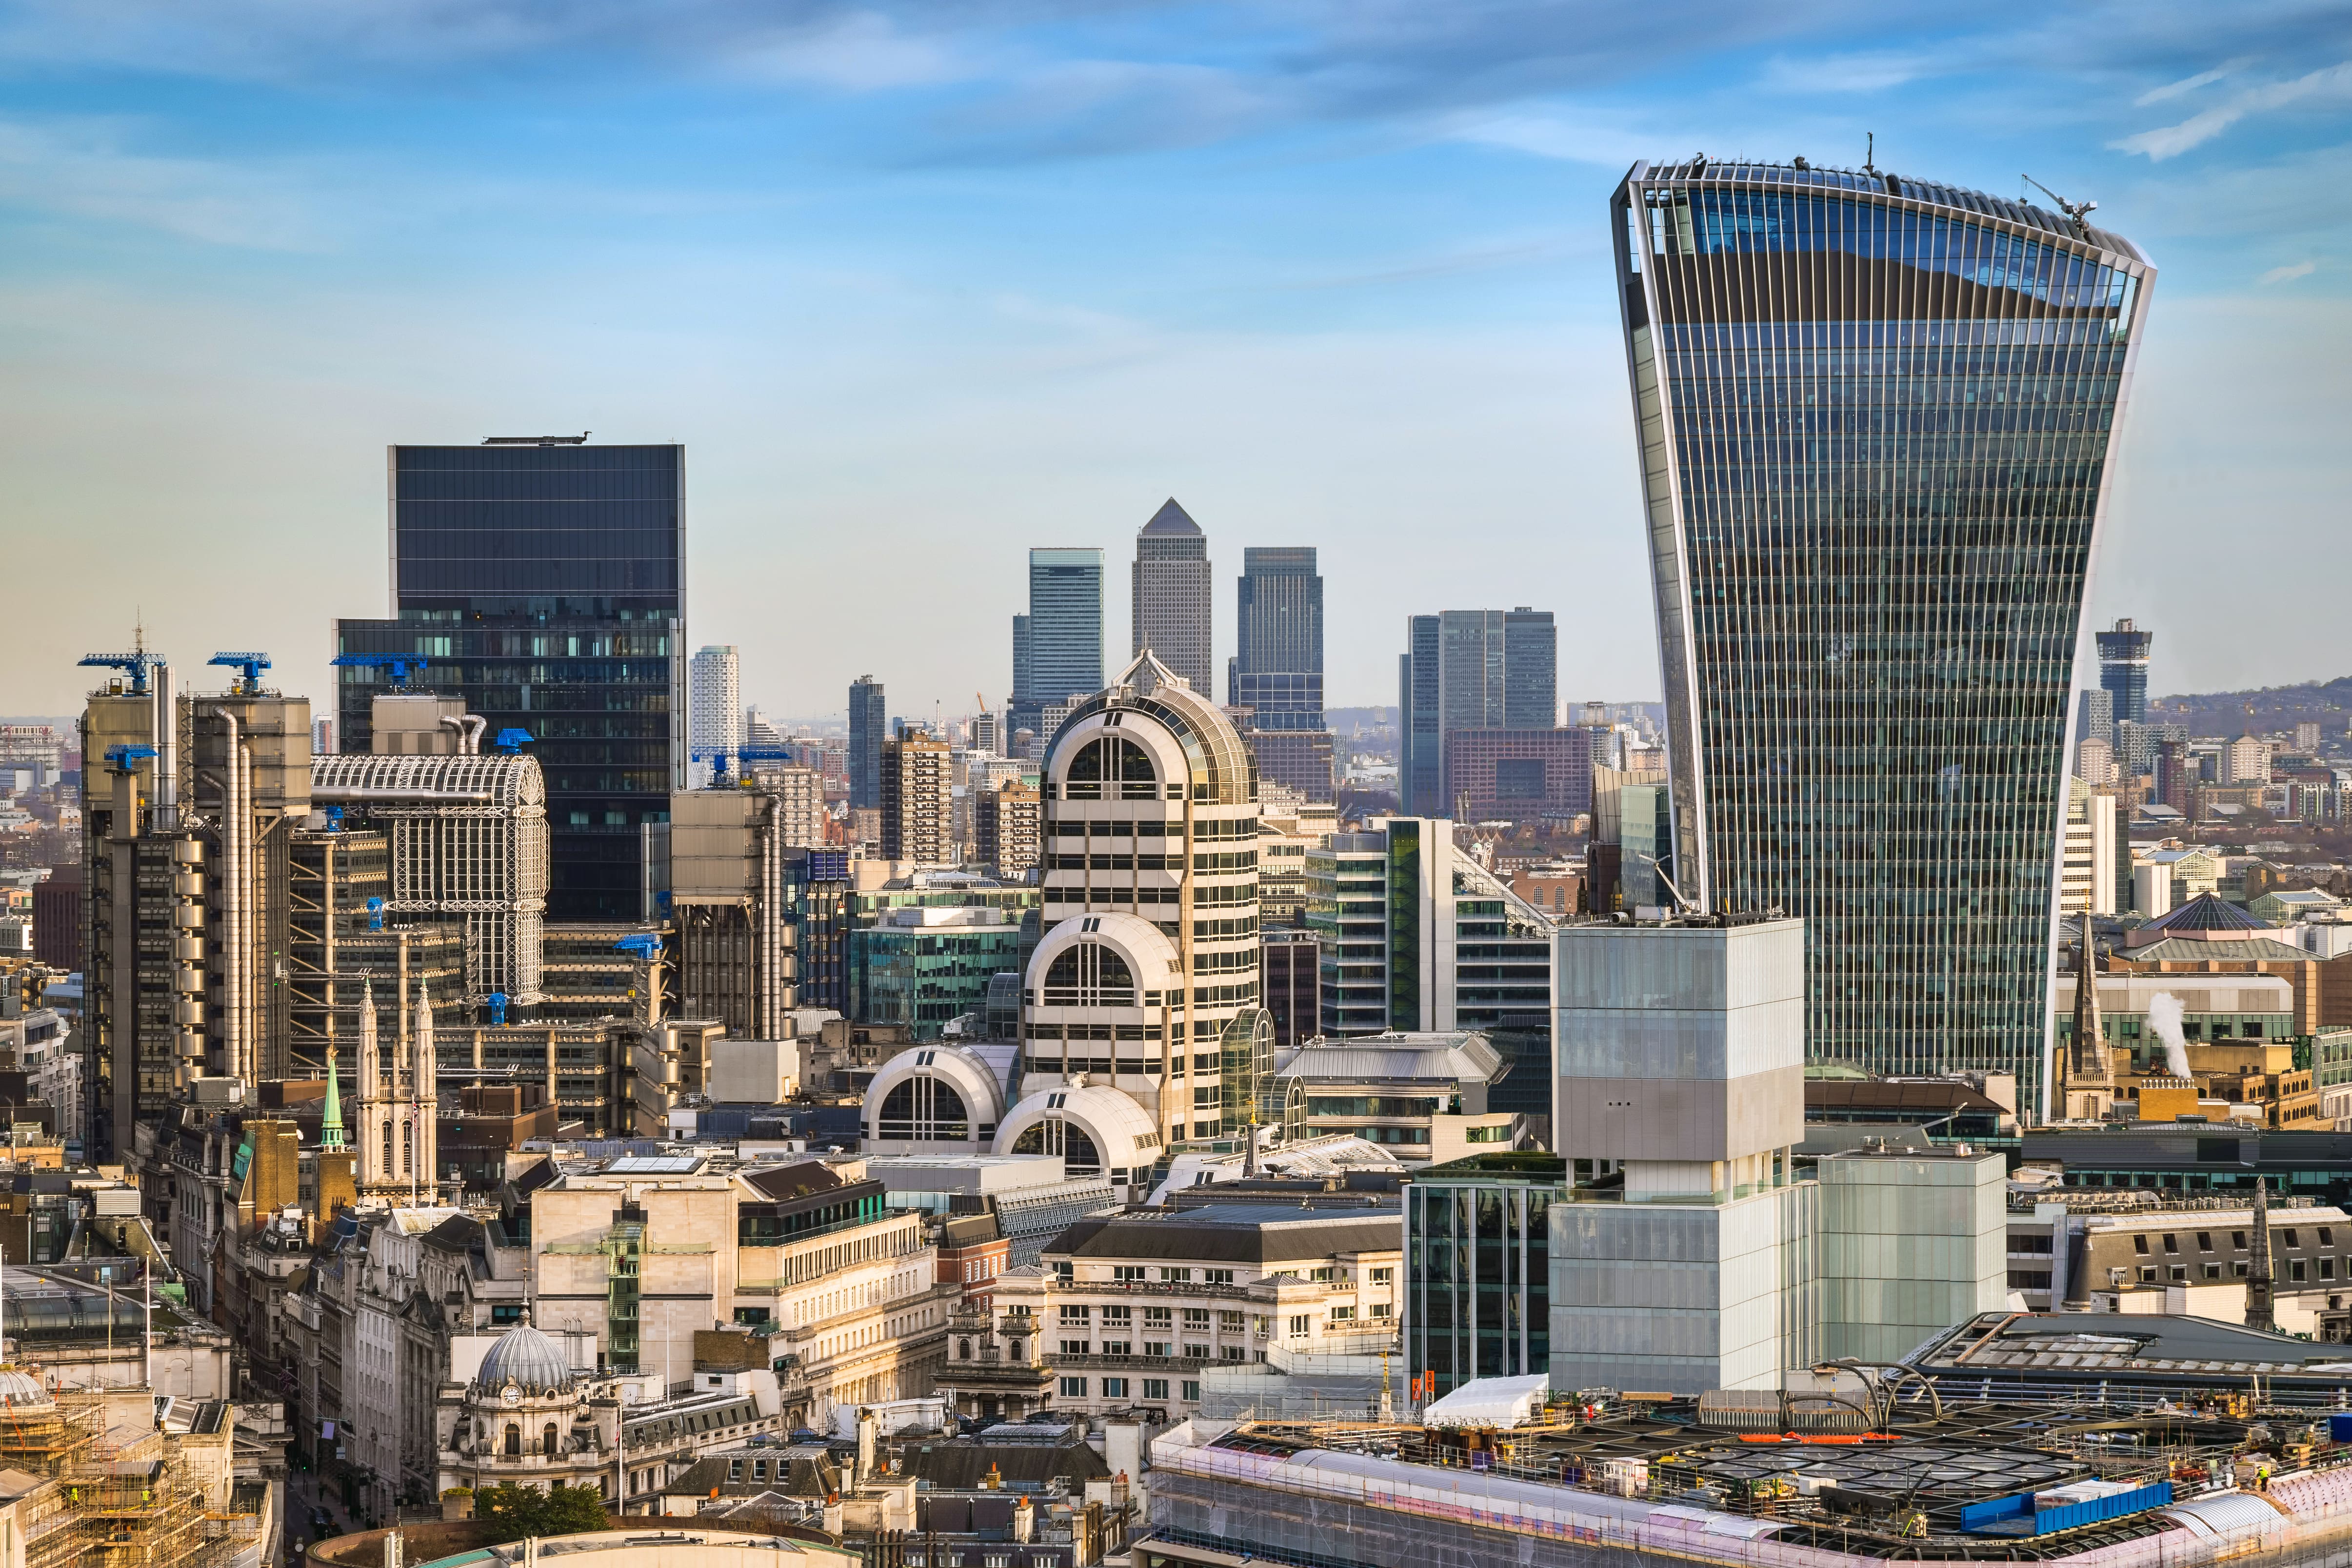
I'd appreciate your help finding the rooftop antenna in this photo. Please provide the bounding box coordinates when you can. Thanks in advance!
[1863,132,1875,175]
[2021,174,2099,232]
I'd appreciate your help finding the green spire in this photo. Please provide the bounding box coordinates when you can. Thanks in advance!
[321,1008,349,1154]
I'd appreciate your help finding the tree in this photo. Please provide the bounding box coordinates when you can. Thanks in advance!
[474,1482,610,1541]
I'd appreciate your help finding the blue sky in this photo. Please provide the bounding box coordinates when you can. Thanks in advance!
[2,0,2350,721]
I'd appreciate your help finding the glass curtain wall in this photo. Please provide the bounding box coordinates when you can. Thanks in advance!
[1611,162,2153,1107]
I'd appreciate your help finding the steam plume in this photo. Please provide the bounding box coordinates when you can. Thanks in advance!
[2145,991,2191,1079]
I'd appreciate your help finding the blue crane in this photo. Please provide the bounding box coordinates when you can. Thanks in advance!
[491,728,535,754]
[208,651,272,695]
[102,744,158,771]
[331,654,432,690]
[78,652,166,695]
[695,743,800,785]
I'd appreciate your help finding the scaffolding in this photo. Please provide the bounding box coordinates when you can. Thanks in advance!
[0,1390,229,1568]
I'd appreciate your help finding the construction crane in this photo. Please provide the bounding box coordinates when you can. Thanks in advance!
[2022,174,2098,231]
[331,653,432,689]
[694,743,798,786]
[491,728,534,754]
[78,652,165,695]
[207,651,272,695]
[102,745,157,771]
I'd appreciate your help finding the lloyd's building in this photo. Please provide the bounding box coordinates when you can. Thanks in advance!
[1610,160,2153,1115]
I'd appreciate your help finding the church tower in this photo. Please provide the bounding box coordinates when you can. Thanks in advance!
[409,975,439,1201]
[2055,917,2115,1122]
[356,979,401,1195]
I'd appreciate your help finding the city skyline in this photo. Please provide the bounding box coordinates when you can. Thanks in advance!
[0,8,2342,719]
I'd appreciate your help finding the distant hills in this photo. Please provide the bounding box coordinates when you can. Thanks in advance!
[2149,678,2352,739]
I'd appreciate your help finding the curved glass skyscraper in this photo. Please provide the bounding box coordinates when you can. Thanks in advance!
[1609,160,2154,1111]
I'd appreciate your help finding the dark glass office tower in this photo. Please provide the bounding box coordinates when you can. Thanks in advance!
[849,676,886,810]
[1232,547,1332,800]
[1502,609,1556,728]
[1010,548,1104,733]
[1399,615,1443,814]
[2096,618,2152,727]
[336,438,685,922]
[1610,159,2153,1109]
[1398,608,1558,815]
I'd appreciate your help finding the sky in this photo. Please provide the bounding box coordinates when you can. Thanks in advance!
[2,0,2350,724]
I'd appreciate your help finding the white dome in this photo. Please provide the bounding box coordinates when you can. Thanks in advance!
[476,1317,574,1397]
[993,1083,1164,1179]
[863,1045,1010,1148]
[0,1369,51,1409]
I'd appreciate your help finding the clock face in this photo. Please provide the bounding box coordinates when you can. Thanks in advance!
[502,1384,522,1407]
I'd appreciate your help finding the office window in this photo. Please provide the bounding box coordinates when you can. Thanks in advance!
[1059,1377,1086,1397]
[2197,1232,2213,1251]
[1142,1379,1169,1400]
[1289,1314,1310,1337]
[1370,1267,1394,1284]
[1182,1380,1201,1401]
[1205,1269,1234,1285]
[1114,1266,1146,1282]
[1159,1268,1192,1283]
[2204,1265,2221,1280]
[2323,1259,2337,1281]
[2169,1266,2186,1282]
[2236,1262,2250,1277]
[2294,1260,2310,1282]
[2139,1268,2156,1283]
[1217,1310,1243,1330]
[2324,1228,2337,1246]
[2162,1234,2177,1254]
[1061,1340,1089,1356]
[2234,1231,2249,1248]
[1060,1305,1090,1322]
[1330,1306,1356,1321]
[1369,1303,1392,1318]
[2133,1236,2149,1255]
[1102,1377,1128,1398]
[2286,1230,2302,1248]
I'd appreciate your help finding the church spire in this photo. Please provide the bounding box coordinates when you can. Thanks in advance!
[2247,1177,2277,1333]
[321,1038,346,1154]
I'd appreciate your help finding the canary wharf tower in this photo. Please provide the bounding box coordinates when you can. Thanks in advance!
[1610,159,2153,1112]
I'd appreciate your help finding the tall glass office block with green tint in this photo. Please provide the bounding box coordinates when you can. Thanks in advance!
[1611,161,2153,1109]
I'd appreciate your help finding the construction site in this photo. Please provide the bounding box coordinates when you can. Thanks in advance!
[0,1372,259,1568]
[1140,1376,2352,1568]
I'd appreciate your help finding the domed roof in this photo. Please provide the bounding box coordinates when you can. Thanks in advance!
[476,1315,574,1397]
[0,1368,51,1409]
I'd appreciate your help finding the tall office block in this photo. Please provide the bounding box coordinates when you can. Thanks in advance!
[1408,1153,1565,1400]
[1611,159,2154,1108]
[1550,915,1813,1394]
[1502,609,1556,728]
[880,731,955,866]
[335,438,686,922]
[668,783,800,1041]
[81,655,311,1158]
[1131,499,1213,696]
[689,645,740,786]
[848,676,886,811]
[1305,817,1552,1048]
[2097,618,2153,729]
[1398,609,1558,816]
[1232,548,1331,801]
[1399,617,1442,815]
[1012,549,1104,735]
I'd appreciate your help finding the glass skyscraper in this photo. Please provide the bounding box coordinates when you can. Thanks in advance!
[1011,548,1104,734]
[1232,547,1332,801]
[336,438,685,922]
[1397,608,1558,816]
[1610,159,2153,1110]
[1131,499,1213,696]
[848,675,886,810]
[2096,618,2153,727]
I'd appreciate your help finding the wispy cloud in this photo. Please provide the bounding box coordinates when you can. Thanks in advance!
[728,10,975,91]
[2113,59,2352,159]
[0,118,324,248]
[1448,110,1668,169]
[2135,57,2254,106]
[2260,259,2318,284]
[1758,50,1929,94]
